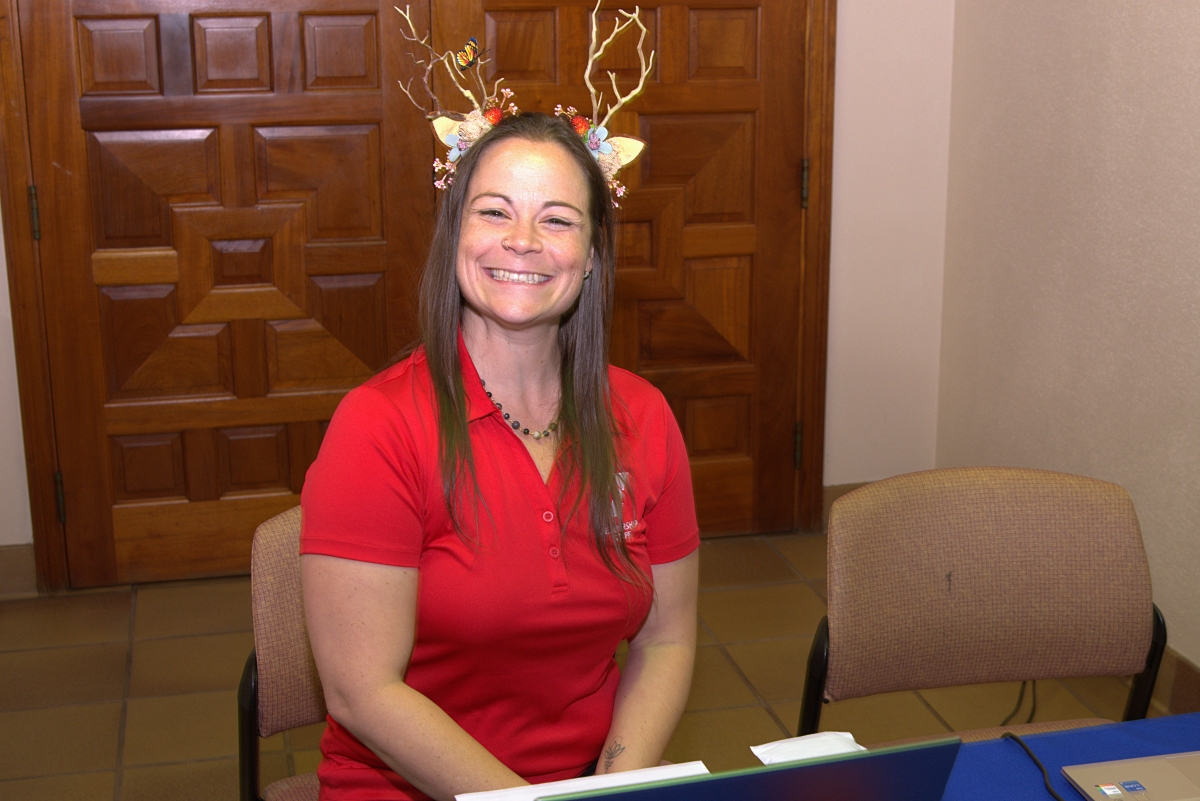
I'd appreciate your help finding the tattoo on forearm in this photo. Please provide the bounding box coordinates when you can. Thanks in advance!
[603,740,626,772]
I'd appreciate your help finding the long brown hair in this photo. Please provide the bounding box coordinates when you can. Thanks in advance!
[418,112,645,587]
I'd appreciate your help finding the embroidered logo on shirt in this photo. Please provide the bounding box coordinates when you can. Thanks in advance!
[613,472,639,539]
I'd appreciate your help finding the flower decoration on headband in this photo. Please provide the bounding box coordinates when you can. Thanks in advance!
[394,1,653,203]
[429,98,515,186]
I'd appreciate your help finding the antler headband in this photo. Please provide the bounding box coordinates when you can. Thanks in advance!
[394,0,653,203]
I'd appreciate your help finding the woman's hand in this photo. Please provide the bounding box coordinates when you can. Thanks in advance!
[302,554,529,800]
[597,548,700,773]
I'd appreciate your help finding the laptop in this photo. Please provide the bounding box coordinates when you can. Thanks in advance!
[1063,751,1200,800]
[540,738,962,801]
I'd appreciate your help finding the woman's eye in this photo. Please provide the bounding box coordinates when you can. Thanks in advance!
[478,209,506,219]
[545,217,573,228]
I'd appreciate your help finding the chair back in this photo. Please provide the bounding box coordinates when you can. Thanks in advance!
[251,505,326,736]
[825,467,1153,701]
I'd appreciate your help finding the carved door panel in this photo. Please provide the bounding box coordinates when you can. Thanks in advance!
[21,1,433,585]
[435,0,807,534]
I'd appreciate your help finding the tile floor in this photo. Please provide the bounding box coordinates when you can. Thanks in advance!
[0,532,1149,799]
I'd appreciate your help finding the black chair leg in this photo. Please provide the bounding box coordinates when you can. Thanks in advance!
[1124,604,1167,721]
[799,616,830,736]
[239,650,260,801]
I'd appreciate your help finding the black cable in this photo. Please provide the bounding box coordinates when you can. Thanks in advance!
[1026,680,1038,724]
[1002,681,1028,726]
[1001,732,1067,801]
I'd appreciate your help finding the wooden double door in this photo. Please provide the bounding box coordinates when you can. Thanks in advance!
[10,0,830,587]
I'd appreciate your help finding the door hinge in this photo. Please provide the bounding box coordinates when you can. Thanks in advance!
[801,159,809,209]
[794,422,803,470]
[28,186,40,240]
[54,470,65,523]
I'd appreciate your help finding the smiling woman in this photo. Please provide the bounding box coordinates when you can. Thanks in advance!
[297,112,701,801]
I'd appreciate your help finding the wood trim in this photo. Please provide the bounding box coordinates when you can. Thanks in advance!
[797,0,836,532]
[792,0,840,534]
[751,0,808,533]
[0,0,67,590]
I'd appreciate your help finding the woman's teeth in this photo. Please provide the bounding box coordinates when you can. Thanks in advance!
[489,269,550,284]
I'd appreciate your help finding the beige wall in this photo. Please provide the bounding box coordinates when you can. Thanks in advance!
[0,201,33,546]
[938,1,1200,664]
[823,0,957,485]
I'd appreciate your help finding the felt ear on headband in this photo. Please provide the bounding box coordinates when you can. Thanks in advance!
[608,137,646,166]
[395,0,654,203]
[430,115,462,147]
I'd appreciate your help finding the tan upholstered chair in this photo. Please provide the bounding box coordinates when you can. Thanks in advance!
[799,467,1167,743]
[239,505,325,801]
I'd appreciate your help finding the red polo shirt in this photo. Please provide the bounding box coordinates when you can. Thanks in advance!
[299,341,699,801]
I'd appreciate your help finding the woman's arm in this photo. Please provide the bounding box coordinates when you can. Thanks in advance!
[597,548,700,773]
[302,553,528,800]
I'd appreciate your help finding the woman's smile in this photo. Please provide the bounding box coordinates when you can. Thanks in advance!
[486,268,552,285]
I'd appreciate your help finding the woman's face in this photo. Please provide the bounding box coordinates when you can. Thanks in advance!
[456,138,593,334]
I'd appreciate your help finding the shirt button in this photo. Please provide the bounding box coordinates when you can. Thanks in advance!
[542,510,555,523]
[549,546,561,558]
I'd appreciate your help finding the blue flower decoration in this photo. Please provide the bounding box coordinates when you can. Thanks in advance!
[586,126,613,159]
[446,133,469,162]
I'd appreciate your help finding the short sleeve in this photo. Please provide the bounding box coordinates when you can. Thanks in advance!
[642,395,700,565]
[300,385,427,567]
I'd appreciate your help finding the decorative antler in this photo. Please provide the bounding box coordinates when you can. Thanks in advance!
[394,6,520,188]
[560,0,655,202]
[394,1,651,201]
[396,5,444,113]
[583,0,656,128]
[395,5,508,114]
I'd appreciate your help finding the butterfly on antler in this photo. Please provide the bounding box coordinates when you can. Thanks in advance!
[394,0,654,199]
[393,5,519,187]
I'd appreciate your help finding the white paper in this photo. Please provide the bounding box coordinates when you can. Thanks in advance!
[750,731,867,765]
[455,761,710,801]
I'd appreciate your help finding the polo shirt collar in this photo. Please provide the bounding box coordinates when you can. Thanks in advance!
[458,331,496,423]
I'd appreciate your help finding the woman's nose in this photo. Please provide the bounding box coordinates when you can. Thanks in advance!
[502,217,543,254]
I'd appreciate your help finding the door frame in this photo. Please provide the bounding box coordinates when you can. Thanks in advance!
[797,0,836,532]
[0,0,68,591]
[0,0,836,591]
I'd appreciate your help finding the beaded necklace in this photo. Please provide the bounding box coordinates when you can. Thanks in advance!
[480,379,559,441]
